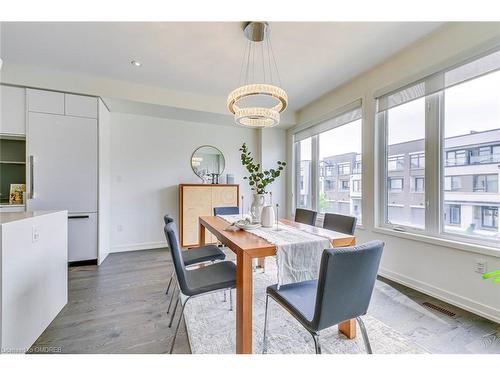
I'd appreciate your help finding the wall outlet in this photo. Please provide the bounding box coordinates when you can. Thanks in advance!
[32,225,40,243]
[474,259,487,274]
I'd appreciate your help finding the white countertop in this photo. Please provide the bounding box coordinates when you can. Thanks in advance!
[0,210,67,225]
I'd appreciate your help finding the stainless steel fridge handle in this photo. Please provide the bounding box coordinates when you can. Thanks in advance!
[29,155,35,199]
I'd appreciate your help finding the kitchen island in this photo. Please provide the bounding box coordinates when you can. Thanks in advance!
[0,210,67,353]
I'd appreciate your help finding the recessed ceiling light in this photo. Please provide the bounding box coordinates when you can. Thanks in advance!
[131,60,142,67]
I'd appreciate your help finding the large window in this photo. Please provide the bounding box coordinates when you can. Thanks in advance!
[377,49,500,244]
[294,103,362,221]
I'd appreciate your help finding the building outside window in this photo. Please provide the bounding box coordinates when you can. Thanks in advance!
[296,137,312,209]
[413,177,425,192]
[410,153,425,169]
[444,176,462,191]
[481,206,498,229]
[388,177,404,191]
[473,174,498,192]
[340,180,350,191]
[446,149,468,166]
[388,155,405,171]
[352,179,361,192]
[338,162,351,175]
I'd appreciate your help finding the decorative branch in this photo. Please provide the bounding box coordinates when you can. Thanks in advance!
[239,143,286,195]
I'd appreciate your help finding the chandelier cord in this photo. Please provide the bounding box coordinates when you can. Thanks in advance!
[238,40,249,86]
[269,36,282,87]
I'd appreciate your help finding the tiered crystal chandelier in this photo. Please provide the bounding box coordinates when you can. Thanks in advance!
[227,22,288,128]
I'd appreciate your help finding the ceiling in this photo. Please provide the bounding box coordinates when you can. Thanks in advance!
[1,22,444,112]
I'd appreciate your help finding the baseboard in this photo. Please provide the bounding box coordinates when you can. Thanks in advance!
[110,241,168,253]
[379,267,500,324]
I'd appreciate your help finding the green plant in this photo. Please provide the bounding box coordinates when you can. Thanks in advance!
[483,270,500,284]
[239,143,286,195]
[319,192,329,211]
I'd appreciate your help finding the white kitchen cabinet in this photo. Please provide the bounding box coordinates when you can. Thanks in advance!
[65,94,98,118]
[27,88,64,115]
[68,213,98,262]
[0,85,26,136]
[27,112,98,213]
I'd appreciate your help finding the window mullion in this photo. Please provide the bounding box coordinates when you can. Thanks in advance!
[311,134,320,212]
[425,89,442,235]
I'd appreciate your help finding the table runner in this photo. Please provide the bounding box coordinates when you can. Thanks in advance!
[218,214,331,287]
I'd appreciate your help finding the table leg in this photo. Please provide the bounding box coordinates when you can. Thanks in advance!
[338,319,356,339]
[198,221,206,246]
[236,251,253,354]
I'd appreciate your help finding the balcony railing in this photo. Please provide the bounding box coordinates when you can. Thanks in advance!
[446,153,500,166]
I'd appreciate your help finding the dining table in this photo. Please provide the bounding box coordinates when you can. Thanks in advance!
[198,215,357,354]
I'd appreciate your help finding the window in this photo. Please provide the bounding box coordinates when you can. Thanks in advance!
[481,206,498,229]
[388,155,405,171]
[473,174,498,193]
[294,103,362,220]
[338,163,351,175]
[444,176,462,191]
[388,177,404,191]
[339,180,350,191]
[352,179,361,193]
[295,137,312,209]
[353,160,362,174]
[410,153,425,169]
[413,177,425,192]
[446,150,468,166]
[377,48,500,244]
[445,204,461,225]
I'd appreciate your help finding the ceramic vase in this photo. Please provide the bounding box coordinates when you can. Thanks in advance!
[250,193,265,223]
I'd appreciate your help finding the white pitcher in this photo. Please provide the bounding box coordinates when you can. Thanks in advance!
[250,193,265,223]
[261,205,275,228]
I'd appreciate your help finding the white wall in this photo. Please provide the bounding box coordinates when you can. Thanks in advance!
[259,128,288,216]
[292,22,500,322]
[109,112,260,252]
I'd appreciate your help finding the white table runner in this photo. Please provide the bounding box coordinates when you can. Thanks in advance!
[218,214,332,287]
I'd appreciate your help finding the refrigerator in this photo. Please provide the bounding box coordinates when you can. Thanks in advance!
[27,111,98,262]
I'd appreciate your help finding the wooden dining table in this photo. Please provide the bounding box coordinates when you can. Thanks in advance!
[198,216,357,354]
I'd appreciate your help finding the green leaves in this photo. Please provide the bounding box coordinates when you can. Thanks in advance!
[239,143,287,194]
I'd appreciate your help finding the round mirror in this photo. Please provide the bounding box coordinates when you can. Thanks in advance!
[191,145,226,183]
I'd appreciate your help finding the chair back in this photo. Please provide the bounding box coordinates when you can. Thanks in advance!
[294,208,317,226]
[163,215,189,294]
[214,206,239,216]
[312,240,384,331]
[323,213,357,235]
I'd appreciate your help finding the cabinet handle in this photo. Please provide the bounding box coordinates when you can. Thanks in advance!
[68,215,90,219]
[29,155,35,199]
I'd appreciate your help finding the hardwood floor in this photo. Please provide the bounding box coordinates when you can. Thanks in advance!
[31,248,499,354]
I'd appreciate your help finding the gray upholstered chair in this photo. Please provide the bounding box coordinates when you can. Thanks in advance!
[163,215,226,313]
[322,213,357,235]
[294,208,318,226]
[262,240,384,354]
[164,216,237,354]
[213,206,239,216]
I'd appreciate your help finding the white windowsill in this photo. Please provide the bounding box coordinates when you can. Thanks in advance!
[372,226,500,258]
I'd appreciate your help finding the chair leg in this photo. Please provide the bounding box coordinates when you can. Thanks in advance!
[168,295,180,328]
[165,272,174,295]
[262,295,270,354]
[356,316,372,354]
[311,333,321,354]
[229,289,233,311]
[169,297,189,354]
[167,283,177,313]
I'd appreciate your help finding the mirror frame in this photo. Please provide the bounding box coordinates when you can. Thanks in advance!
[190,145,226,182]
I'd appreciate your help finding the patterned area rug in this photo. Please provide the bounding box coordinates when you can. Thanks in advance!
[183,257,428,354]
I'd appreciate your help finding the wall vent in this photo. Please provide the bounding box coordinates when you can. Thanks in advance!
[422,302,456,317]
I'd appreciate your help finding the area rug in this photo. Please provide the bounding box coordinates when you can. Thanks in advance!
[183,257,428,354]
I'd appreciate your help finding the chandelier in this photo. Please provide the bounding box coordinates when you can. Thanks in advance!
[227,22,288,128]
